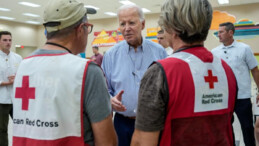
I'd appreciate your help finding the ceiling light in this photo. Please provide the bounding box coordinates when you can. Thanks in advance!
[84,5,99,10]
[0,8,10,11]
[26,21,41,24]
[104,12,117,16]
[218,0,229,4]
[23,13,40,17]
[0,16,15,20]
[142,8,151,13]
[19,2,40,7]
[119,0,135,5]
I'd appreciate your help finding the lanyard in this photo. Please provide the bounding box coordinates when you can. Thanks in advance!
[173,45,203,54]
[46,42,72,54]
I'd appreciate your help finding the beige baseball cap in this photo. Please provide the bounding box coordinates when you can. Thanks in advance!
[43,0,96,33]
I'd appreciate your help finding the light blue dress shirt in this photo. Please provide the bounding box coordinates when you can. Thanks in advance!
[212,40,258,99]
[102,39,167,117]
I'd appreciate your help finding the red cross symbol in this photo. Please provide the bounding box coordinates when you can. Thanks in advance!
[204,70,218,89]
[15,76,35,111]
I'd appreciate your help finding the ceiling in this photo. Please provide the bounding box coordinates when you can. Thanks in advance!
[1,0,259,25]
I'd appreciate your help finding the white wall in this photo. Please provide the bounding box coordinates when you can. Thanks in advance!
[0,20,38,52]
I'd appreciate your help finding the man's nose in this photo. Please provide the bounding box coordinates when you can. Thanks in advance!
[125,24,131,31]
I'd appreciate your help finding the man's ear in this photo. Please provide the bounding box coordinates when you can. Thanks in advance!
[141,20,145,30]
[75,23,85,37]
[228,29,234,35]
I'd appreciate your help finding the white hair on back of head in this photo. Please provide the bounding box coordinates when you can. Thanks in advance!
[159,0,213,44]
[118,4,145,22]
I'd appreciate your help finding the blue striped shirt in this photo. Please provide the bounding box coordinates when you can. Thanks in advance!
[101,39,167,117]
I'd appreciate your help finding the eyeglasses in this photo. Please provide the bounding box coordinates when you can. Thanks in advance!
[84,23,93,34]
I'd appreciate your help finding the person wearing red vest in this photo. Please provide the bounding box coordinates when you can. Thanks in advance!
[12,0,117,146]
[131,0,237,146]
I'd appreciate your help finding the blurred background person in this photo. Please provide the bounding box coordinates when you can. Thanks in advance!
[157,29,173,56]
[212,22,259,146]
[91,45,103,66]
[0,31,22,146]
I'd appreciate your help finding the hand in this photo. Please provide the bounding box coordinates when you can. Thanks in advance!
[111,90,126,112]
[8,75,15,84]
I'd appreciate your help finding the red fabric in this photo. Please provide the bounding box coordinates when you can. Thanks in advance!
[158,47,236,146]
[15,76,35,111]
[13,136,90,146]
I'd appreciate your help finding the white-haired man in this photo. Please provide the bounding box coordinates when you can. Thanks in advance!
[101,4,167,146]
[12,0,117,146]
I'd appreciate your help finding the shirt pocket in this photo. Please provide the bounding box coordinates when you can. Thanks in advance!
[231,55,247,72]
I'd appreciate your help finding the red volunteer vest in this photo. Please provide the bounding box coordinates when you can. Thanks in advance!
[158,47,236,146]
[12,53,91,146]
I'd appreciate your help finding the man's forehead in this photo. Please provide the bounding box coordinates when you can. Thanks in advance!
[119,9,140,19]
[1,35,12,40]
[219,26,226,30]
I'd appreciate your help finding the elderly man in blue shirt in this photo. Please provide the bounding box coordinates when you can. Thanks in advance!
[101,4,167,146]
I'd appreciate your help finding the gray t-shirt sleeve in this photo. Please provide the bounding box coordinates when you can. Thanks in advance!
[135,63,168,132]
[83,62,112,145]
[84,62,111,123]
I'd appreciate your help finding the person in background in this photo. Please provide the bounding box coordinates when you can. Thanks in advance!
[101,4,167,146]
[212,22,259,146]
[131,0,237,145]
[91,46,103,66]
[0,31,22,146]
[12,0,117,146]
[157,29,173,56]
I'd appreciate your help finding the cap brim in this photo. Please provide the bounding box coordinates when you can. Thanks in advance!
[86,8,97,14]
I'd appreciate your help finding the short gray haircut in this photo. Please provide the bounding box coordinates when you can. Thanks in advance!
[159,0,213,44]
[118,4,145,22]
[46,14,87,40]
[220,22,235,34]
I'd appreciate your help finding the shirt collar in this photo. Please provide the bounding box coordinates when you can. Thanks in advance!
[222,40,236,49]
[0,49,8,56]
[126,38,145,54]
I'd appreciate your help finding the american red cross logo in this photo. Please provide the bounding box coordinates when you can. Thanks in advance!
[204,70,218,89]
[15,76,35,111]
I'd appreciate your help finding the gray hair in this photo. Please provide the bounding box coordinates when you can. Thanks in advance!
[159,0,213,44]
[46,15,87,40]
[118,4,145,22]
